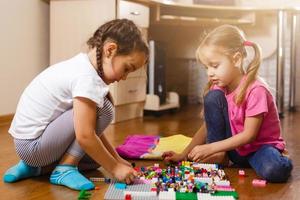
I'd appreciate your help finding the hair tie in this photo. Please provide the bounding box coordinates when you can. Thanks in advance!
[243,41,253,46]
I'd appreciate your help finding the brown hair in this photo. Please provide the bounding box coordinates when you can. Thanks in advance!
[87,19,149,78]
[196,24,262,105]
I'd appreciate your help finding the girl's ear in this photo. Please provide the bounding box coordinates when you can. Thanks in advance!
[103,42,117,58]
[232,52,242,68]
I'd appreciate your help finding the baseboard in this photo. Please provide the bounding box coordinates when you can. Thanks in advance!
[0,114,14,126]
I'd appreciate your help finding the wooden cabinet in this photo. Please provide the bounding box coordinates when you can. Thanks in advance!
[110,77,147,105]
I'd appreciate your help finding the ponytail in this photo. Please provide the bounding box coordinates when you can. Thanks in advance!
[235,42,261,105]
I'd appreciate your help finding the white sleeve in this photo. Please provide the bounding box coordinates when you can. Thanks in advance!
[71,75,109,107]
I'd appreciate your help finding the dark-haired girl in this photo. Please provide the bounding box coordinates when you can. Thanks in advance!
[3,19,148,190]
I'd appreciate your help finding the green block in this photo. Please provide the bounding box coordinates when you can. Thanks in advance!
[176,192,197,200]
[78,190,91,200]
[211,191,239,199]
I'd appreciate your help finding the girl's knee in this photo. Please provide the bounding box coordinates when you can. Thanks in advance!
[259,158,293,183]
[204,90,224,102]
[204,90,226,107]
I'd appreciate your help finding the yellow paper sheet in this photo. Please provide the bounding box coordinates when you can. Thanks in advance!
[141,134,192,159]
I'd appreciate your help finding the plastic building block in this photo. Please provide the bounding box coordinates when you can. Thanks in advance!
[176,192,197,200]
[90,177,104,182]
[158,191,176,200]
[211,191,239,199]
[125,194,132,200]
[89,177,111,183]
[115,182,127,190]
[215,180,230,186]
[252,179,267,187]
[214,185,235,191]
[238,170,245,176]
[197,193,235,200]
[78,190,92,200]
[104,181,153,200]
[192,163,218,170]
[194,177,213,184]
[123,191,157,197]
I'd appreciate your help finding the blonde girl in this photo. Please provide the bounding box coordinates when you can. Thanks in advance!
[163,24,292,182]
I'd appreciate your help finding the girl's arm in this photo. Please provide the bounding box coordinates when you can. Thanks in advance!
[73,97,135,181]
[181,122,207,157]
[99,134,120,159]
[73,97,118,170]
[163,122,207,162]
[188,114,263,162]
[100,134,131,166]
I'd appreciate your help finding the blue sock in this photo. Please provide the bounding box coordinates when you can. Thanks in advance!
[50,165,94,191]
[3,160,41,183]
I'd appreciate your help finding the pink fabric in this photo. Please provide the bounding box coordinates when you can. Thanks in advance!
[116,135,160,159]
[212,78,285,156]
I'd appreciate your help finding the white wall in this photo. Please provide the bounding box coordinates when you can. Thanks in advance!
[0,0,49,115]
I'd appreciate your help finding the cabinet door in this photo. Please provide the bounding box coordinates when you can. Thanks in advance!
[50,0,116,64]
[119,0,149,28]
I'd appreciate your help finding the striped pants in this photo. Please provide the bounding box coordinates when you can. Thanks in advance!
[13,97,114,170]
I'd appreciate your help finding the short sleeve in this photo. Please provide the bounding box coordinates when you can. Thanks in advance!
[71,75,109,107]
[245,86,269,117]
[211,85,226,92]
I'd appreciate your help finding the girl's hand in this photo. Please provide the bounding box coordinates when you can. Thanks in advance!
[112,163,138,184]
[162,151,186,163]
[282,148,290,158]
[188,144,214,162]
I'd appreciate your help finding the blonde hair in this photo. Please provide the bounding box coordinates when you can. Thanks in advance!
[196,24,262,105]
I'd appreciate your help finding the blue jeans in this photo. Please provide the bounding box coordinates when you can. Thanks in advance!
[204,90,293,183]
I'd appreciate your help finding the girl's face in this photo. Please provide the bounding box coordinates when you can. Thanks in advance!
[102,45,146,84]
[199,45,243,92]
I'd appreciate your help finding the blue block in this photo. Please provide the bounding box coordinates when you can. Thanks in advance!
[115,182,127,190]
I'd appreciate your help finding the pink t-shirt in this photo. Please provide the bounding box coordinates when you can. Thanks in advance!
[212,78,285,156]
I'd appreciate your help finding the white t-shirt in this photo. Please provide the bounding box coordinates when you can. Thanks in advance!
[9,53,109,139]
